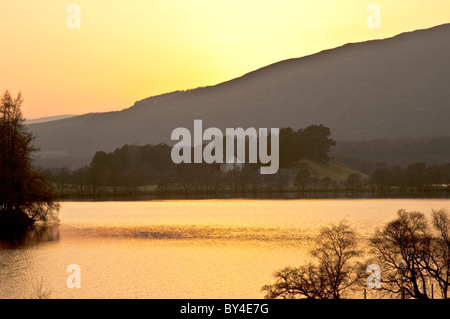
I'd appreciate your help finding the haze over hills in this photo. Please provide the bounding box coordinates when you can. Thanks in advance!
[25,114,77,125]
[27,24,450,167]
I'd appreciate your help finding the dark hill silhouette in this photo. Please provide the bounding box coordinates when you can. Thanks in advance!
[28,24,450,166]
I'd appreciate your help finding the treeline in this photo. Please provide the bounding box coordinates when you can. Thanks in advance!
[370,162,450,193]
[288,162,450,196]
[40,125,336,198]
[333,136,450,173]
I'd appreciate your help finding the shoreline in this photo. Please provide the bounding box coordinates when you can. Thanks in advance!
[56,190,450,202]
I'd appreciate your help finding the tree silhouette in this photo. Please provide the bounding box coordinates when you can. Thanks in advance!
[294,169,311,193]
[279,125,336,167]
[345,173,363,193]
[426,209,450,298]
[370,209,450,299]
[262,222,362,299]
[0,90,59,229]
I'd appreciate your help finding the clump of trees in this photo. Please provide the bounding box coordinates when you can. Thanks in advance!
[263,209,450,299]
[0,90,59,229]
[279,125,336,168]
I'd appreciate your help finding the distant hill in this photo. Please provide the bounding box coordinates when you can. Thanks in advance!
[25,115,76,125]
[27,24,450,167]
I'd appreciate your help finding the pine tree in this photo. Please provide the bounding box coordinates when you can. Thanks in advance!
[0,90,59,228]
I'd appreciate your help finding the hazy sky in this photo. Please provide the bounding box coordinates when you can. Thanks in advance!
[1,0,449,119]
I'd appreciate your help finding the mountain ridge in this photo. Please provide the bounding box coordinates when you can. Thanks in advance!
[28,23,450,166]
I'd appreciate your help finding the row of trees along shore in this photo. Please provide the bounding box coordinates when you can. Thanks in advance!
[37,126,450,199]
[42,154,450,199]
[41,126,343,198]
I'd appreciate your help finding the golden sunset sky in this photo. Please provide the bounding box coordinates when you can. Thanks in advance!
[1,0,449,119]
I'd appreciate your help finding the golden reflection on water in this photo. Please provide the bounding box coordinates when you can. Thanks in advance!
[1,199,449,299]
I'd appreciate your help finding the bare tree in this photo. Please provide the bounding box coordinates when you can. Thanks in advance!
[29,275,52,299]
[419,209,450,298]
[370,209,450,299]
[262,222,362,299]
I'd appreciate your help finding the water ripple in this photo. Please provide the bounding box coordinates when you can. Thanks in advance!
[60,225,314,243]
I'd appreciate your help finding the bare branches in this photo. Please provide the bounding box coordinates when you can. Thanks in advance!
[264,209,450,299]
[370,209,450,299]
[263,221,362,299]
[29,275,52,299]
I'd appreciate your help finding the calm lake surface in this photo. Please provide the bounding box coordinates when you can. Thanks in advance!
[1,199,449,299]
